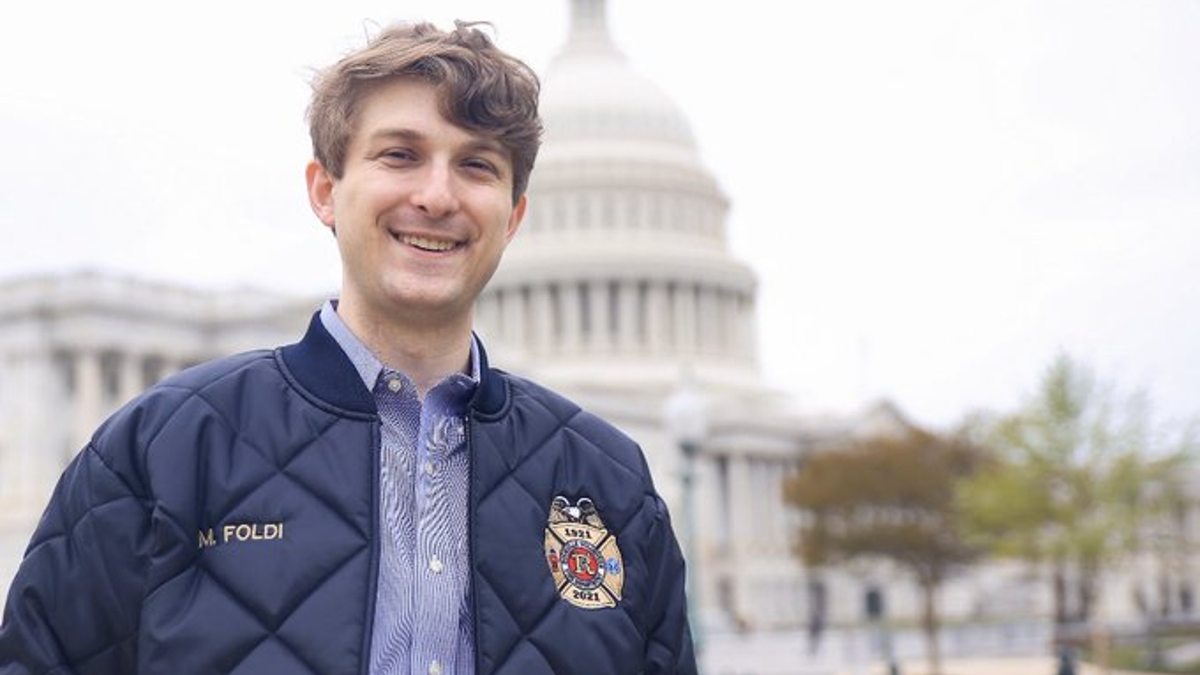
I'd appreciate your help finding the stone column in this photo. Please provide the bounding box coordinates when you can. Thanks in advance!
[737,294,757,361]
[625,192,641,232]
[119,352,144,404]
[673,284,697,353]
[697,286,718,354]
[570,195,583,231]
[1,354,48,511]
[477,293,499,342]
[0,352,54,554]
[727,454,754,553]
[559,282,582,352]
[530,286,553,352]
[767,461,785,551]
[503,287,526,349]
[589,280,610,351]
[494,291,508,341]
[617,280,638,351]
[644,282,669,353]
[484,290,499,338]
[726,453,756,625]
[739,293,758,360]
[72,350,102,452]
[753,460,769,541]
[719,292,737,356]
[692,450,721,629]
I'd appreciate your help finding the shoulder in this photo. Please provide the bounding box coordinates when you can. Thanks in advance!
[154,349,277,391]
[87,350,282,492]
[491,370,651,482]
[101,349,279,432]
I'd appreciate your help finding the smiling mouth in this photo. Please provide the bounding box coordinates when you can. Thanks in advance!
[393,232,462,253]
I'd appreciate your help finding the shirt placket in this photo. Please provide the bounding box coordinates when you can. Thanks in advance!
[372,371,421,674]
[412,402,466,675]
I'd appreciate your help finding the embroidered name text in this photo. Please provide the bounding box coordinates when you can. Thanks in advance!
[198,522,284,549]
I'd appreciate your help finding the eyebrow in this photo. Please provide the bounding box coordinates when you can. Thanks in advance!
[366,128,424,145]
[366,128,508,159]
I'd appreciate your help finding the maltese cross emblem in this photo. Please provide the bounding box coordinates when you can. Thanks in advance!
[544,495,624,609]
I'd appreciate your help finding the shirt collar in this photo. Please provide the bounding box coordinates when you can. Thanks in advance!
[318,300,481,394]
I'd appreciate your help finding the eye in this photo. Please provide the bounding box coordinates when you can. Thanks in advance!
[379,148,417,164]
[462,157,500,177]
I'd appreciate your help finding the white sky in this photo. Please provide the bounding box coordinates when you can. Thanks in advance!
[1,0,1197,431]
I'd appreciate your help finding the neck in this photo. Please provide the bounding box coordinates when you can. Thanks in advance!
[335,297,474,399]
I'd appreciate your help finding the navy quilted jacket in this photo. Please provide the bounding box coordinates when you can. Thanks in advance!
[0,314,696,675]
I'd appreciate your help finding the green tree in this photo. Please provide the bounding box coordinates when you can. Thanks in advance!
[1137,445,1197,619]
[958,354,1195,634]
[784,424,985,675]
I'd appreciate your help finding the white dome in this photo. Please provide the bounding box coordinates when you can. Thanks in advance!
[478,0,761,390]
[539,0,697,149]
[541,50,697,149]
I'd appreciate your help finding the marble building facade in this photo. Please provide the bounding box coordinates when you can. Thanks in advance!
[1,0,1118,645]
[0,0,828,633]
[474,0,825,631]
[0,274,318,592]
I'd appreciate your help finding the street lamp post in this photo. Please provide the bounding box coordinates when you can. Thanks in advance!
[664,377,708,664]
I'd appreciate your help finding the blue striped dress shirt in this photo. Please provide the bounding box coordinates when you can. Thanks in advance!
[320,302,477,675]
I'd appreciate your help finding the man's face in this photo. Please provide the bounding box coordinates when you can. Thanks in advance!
[306,77,526,329]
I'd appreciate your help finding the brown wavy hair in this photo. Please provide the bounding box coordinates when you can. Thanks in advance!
[308,21,542,202]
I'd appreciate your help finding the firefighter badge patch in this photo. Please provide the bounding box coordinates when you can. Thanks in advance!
[544,495,624,609]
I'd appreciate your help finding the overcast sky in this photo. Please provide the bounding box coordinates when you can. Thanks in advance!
[2,0,1197,431]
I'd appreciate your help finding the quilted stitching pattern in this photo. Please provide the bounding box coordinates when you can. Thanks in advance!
[2,343,694,675]
[136,357,376,675]
[0,352,379,675]
[470,380,691,675]
[11,446,148,674]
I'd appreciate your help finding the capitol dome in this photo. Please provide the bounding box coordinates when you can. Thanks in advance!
[478,0,761,395]
[538,0,697,150]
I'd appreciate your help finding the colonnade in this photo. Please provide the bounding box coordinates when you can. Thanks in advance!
[524,189,725,239]
[0,273,320,606]
[0,346,195,523]
[54,348,194,453]
[702,451,803,628]
[478,278,756,358]
[708,453,797,556]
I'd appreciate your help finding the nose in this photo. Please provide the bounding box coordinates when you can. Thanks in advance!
[411,162,460,219]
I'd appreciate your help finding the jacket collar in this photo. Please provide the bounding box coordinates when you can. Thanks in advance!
[279,312,507,417]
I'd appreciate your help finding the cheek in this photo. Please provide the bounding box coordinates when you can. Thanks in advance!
[333,188,385,237]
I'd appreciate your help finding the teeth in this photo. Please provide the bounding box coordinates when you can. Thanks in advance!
[400,234,457,252]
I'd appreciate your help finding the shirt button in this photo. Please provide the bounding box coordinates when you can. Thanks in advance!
[387,378,402,393]
[429,555,444,574]
[429,660,443,675]
[424,461,436,476]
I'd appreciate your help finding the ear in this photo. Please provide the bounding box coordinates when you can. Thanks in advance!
[305,160,337,231]
[504,194,527,244]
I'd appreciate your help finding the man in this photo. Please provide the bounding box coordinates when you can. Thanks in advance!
[0,21,695,675]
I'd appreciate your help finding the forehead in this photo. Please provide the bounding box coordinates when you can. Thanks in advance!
[356,76,442,119]
[350,77,506,154]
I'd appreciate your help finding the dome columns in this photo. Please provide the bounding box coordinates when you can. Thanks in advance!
[479,275,757,363]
